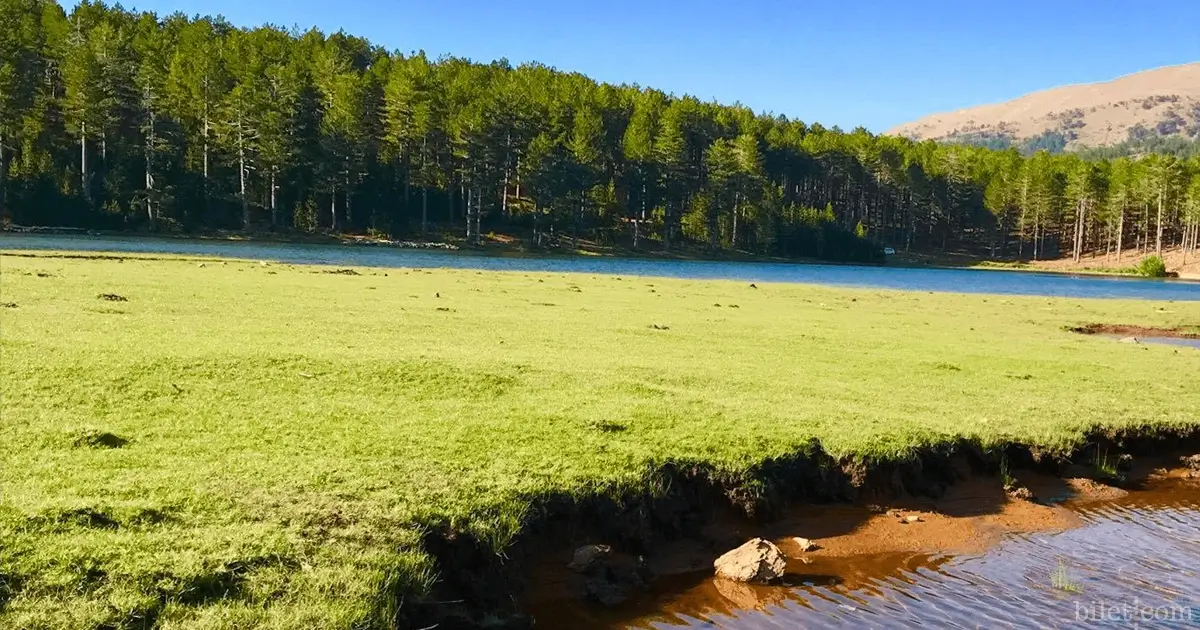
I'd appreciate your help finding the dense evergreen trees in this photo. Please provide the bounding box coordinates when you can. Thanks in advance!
[3,0,1200,263]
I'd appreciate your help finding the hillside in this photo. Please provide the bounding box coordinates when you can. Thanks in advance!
[889,63,1200,150]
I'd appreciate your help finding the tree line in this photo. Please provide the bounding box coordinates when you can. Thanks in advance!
[3,0,1200,263]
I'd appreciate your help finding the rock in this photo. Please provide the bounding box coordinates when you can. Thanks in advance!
[1117,454,1134,473]
[1182,454,1200,471]
[582,553,652,609]
[903,515,924,524]
[1065,478,1129,501]
[1006,485,1036,502]
[792,537,818,552]
[567,544,611,572]
[713,538,787,583]
[585,577,628,608]
[1119,336,1139,344]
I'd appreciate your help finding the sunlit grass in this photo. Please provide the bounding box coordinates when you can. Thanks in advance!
[2,251,1198,628]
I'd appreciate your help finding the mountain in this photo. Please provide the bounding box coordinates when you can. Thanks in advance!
[888,63,1200,151]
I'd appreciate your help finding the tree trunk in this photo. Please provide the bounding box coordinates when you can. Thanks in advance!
[420,135,429,235]
[1033,212,1040,260]
[501,169,509,217]
[708,194,719,252]
[1156,189,1165,256]
[403,154,411,215]
[1116,205,1125,262]
[464,185,472,243]
[202,76,210,189]
[0,131,7,222]
[731,192,740,250]
[475,186,482,245]
[145,133,154,227]
[574,197,581,249]
[238,120,249,230]
[532,203,540,247]
[663,201,672,250]
[633,181,645,250]
[1072,197,1084,263]
[80,122,90,205]
[345,170,353,227]
[270,168,278,228]
[421,187,428,236]
[330,185,338,231]
[1184,221,1191,265]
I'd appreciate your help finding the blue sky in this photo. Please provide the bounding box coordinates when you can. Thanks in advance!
[73,0,1199,132]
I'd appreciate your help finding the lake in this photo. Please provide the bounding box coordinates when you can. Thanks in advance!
[4,233,1200,301]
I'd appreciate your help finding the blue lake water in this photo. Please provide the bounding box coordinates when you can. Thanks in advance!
[4,233,1200,301]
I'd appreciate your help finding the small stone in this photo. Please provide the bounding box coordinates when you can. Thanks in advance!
[903,515,924,524]
[792,537,818,552]
[585,578,627,608]
[1181,454,1200,471]
[197,262,206,268]
[1006,486,1036,502]
[567,544,611,572]
[259,260,269,267]
[1119,337,1139,344]
[713,538,787,583]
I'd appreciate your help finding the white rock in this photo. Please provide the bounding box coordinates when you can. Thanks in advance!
[792,537,818,552]
[713,538,787,583]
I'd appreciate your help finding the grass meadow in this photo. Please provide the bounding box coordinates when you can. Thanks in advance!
[2,251,1198,629]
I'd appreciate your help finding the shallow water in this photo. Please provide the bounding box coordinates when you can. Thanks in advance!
[544,480,1200,629]
[1138,337,1200,350]
[4,233,1200,300]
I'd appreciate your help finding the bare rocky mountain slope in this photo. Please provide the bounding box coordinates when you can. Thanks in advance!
[888,63,1200,149]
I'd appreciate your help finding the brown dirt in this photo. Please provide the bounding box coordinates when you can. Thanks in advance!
[1069,323,1200,339]
[1029,247,1200,279]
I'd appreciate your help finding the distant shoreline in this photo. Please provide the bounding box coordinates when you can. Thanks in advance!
[4,223,1197,281]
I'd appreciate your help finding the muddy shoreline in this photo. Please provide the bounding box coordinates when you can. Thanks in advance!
[405,428,1200,629]
[1069,323,1200,339]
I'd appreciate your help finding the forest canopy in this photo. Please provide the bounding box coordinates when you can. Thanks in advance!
[2,0,1199,263]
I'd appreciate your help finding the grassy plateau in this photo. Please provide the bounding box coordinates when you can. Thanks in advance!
[1,250,1199,629]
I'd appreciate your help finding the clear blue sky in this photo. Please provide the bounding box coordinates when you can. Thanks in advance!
[72,0,1199,132]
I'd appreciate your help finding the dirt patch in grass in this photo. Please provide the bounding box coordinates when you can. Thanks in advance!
[96,293,128,302]
[1069,323,1200,339]
[48,508,121,530]
[321,268,361,276]
[0,302,17,309]
[71,430,129,449]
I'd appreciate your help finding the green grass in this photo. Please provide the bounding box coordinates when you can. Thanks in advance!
[2,251,1199,629]
[1051,559,1083,594]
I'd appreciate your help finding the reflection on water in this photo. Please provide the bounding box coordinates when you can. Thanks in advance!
[545,481,1200,629]
[1138,337,1200,350]
[4,233,1200,300]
